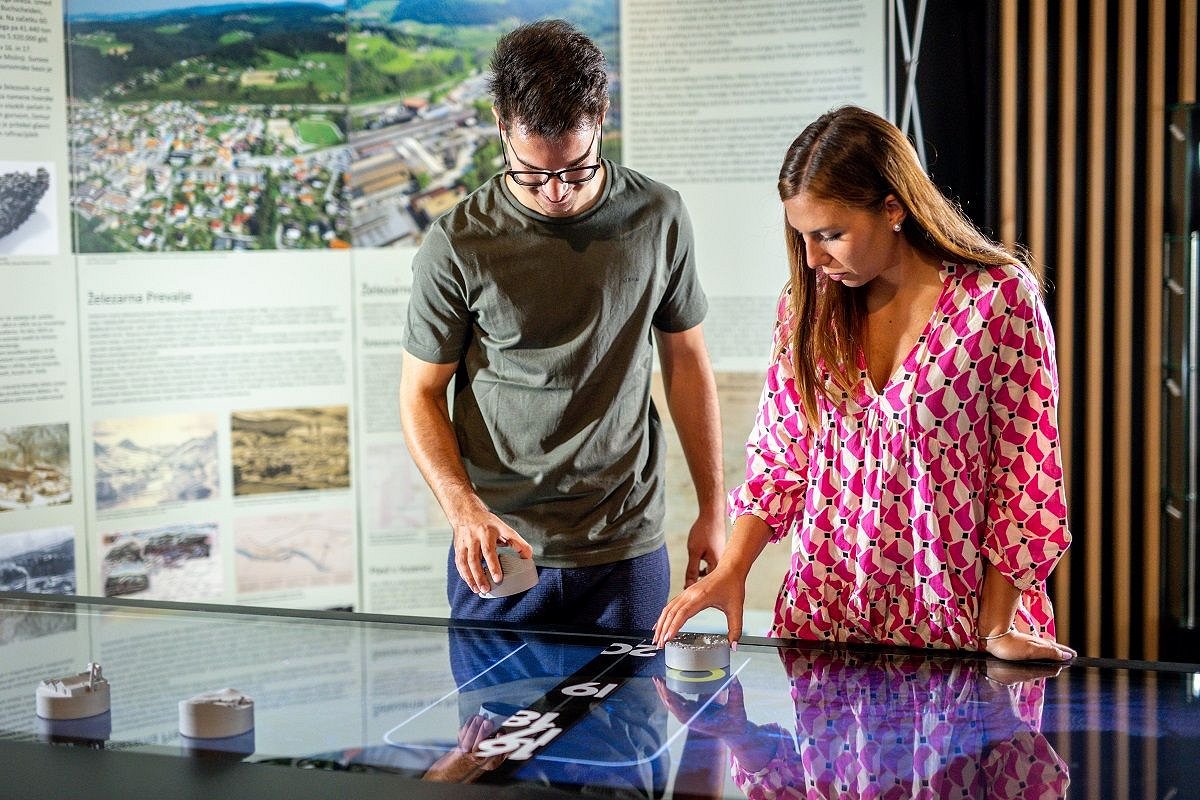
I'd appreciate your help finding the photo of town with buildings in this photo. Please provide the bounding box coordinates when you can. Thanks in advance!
[0,527,76,596]
[345,0,619,246]
[64,0,352,252]
[61,0,618,252]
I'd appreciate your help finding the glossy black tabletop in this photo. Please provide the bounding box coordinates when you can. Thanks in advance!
[0,592,1197,799]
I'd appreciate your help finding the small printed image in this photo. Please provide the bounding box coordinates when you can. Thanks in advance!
[0,526,77,595]
[0,423,72,512]
[93,413,219,512]
[234,507,353,594]
[100,521,221,600]
[231,406,350,496]
[0,160,58,257]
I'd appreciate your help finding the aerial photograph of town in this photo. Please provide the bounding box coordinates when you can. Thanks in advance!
[345,0,619,246]
[64,0,352,252]
[60,0,619,252]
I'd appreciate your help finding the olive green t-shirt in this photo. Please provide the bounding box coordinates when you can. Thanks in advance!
[404,160,708,568]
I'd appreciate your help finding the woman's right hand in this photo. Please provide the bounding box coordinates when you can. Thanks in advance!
[653,565,747,648]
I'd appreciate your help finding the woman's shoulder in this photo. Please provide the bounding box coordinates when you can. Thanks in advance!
[952,261,1043,309]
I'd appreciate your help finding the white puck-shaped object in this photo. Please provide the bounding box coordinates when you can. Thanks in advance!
[478,546,538,599]
[36,663,110,721]
[664,633,731,672]
[179,688,254,739]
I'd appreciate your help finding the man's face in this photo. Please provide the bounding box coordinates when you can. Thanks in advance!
[499,121,604,218]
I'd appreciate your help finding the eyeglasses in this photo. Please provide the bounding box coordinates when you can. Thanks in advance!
[500,124,603,187]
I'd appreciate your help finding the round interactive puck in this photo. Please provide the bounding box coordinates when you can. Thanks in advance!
[36,663,110,721]
[179,688,254,739]
[478,547,538,599]
[664,633,730,672]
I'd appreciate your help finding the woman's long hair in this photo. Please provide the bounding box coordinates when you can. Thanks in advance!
[777,106,1028,426]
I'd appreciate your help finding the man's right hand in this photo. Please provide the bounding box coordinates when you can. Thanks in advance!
[451,504,533,595]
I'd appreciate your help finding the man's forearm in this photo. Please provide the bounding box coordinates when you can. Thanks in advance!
[400,389,485,526]
[662,345,724,516]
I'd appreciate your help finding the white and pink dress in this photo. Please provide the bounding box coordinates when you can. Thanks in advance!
[730,262,1072,649]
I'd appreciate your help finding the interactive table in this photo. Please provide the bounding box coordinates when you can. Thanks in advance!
[1,592,1197,799]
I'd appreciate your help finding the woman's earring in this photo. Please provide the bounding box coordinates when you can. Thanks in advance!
[893,222,902,232]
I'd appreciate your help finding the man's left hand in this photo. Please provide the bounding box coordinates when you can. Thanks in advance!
[684,514,726,587]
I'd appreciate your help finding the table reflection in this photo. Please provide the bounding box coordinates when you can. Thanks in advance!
[8,593,1197,800]
[659,648,1069,800]
[328,626,672,797]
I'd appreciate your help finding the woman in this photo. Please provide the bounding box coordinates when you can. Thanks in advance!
[654,106,1074,662]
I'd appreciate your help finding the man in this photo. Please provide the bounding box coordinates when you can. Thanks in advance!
[400,19,723,631]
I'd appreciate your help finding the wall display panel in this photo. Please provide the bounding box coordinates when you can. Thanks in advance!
[76,251,358,611]
[623,0,888,370]
[0,0,88,602]
[622,0,887,618]
[351,246,451,617]
[2,0,888,633]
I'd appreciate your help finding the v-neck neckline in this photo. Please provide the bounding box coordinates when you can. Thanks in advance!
[860,262,955,399]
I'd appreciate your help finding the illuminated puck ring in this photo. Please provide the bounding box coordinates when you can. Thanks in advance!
[664,666,729,695]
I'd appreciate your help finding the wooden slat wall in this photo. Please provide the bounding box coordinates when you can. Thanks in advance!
[1053,0,1078,641]
[1084,0,1107,657]
[998,0,1200,660]
[1143,0,1167,669]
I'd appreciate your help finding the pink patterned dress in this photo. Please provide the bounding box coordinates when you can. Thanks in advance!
[729,262,1071,649]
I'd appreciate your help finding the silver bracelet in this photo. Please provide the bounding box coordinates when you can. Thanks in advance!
[978,625,1017,642]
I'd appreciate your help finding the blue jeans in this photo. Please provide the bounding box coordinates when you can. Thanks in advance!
[446,544,669,633]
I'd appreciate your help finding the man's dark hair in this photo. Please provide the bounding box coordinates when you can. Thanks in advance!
[489,19,608,139]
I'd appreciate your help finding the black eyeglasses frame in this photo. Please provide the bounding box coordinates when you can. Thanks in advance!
[499,123,604,187]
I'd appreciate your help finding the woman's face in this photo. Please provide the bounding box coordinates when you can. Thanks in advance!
[783,191,903,288]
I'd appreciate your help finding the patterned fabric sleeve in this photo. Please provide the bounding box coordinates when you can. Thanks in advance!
[727,289,812,543]
[983,268,1072,592]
